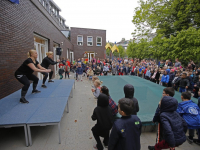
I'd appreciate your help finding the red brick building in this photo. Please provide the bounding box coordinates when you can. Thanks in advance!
[70,27,106,62]
[0,0,74,99]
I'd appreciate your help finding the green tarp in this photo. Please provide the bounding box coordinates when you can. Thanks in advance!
[99,76,198,125]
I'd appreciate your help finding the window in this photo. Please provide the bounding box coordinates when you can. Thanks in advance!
[77,35,83,46]
[96,37,102,46]
[87,36,93,46]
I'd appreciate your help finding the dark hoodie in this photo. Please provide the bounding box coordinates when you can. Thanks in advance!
[124,84,139,115]
[91,94,113,134]
[160,96,187,147]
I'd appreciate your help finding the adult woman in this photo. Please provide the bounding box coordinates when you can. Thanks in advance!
[41,51,60,88]
[15,50,51,103]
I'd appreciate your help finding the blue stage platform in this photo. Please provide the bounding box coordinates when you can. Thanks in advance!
[0,79,75,147]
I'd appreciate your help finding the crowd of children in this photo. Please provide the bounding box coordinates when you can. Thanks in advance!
[59,57,200,150]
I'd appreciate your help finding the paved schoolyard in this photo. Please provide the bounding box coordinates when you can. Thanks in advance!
[0,73,199,150]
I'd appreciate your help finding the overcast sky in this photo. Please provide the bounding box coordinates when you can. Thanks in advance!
[54,0,139,43]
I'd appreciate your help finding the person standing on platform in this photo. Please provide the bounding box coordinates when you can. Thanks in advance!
[41,51,60,88]
[15,50,51,103]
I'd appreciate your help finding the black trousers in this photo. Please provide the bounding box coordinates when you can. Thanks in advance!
[65,71,69,78]
[92,127,109,150]
[15,71,39,91]
[41,71,53,84]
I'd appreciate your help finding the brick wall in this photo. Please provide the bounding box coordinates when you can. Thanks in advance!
[0,0,73,99]
[71,27,106,60]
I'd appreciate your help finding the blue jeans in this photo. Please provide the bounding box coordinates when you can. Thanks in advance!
[179,87,186,93]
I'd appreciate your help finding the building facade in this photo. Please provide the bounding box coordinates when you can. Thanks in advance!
[70,27,106,62]
[0,0,74,99]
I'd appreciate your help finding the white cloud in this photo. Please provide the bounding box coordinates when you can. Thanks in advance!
[54,0,139,43]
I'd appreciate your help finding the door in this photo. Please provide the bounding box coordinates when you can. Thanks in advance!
[89,53,95,62]
[53,47,59,77]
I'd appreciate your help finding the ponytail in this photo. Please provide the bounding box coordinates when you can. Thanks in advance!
[27,49,36,58]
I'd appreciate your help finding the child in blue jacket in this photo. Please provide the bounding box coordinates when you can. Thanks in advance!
[108,98,142,150]
[177,92,200,145]
[161,70,169,87]
[76,63,83,81]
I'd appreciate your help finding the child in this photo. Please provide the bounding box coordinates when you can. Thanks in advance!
[176,92,200,145]
[91,80,101,98]
[58,62,65,79]
[65,64,70,79]
[108,98,142,150]
[148,96,187,150]
[145,67,151,80]
[91,93,113,150]
[87,67,94,80]
[103,63,109,75]
[123,84,139,115]
[137,66,143,77]
[161,70,169,87]
[174,73,189,93]
[76,63,83,81]
[118,64,124,75]
[168,69,175,87]
[112,65,117,75]
[100,86,118,116]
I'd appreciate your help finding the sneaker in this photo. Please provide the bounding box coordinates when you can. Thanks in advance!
[48,80,54,82]
[186,136,193,144]
[41,85,47,88]
[20,98,29,103]
[32,90,41,94]
[193,139,200,145]
[148,146,155,150]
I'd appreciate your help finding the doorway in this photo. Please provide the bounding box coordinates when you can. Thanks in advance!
[87,52,95,62]
[34,35,48,79]
[70,52,74,62]
[53,43,60,78]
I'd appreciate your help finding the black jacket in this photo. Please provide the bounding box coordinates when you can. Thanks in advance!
[108,115,142,150]
[175,78,189,88]
[124,84,139,115]
[160,96,187,147]
[41,56,58,69]
[155,72,160,80]
[91,94,113,135]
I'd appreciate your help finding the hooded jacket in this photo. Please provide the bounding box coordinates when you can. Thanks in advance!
[91,94,113,132]
[177,100,200,129]
[124,84,139,115]
[160,96,187,147]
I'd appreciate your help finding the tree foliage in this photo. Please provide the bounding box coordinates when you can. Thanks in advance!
[130,0,200,64]
[127,27,200,64]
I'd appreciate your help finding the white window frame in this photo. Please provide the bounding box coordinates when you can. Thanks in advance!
[77,35,83,46]
[96,36,102,46]
[87,36,93,46]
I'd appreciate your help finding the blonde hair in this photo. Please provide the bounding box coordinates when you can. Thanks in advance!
[92,76,99,82]
[46,51,53,56]
[27,49,36,58]
[94,80,103,86]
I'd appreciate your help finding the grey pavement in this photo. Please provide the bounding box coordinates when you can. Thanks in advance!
[0,73,199,150]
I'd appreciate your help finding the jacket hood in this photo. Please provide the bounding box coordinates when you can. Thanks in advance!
[160,96,178,112]
[97,93,109,107]
[124,84,134,98]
